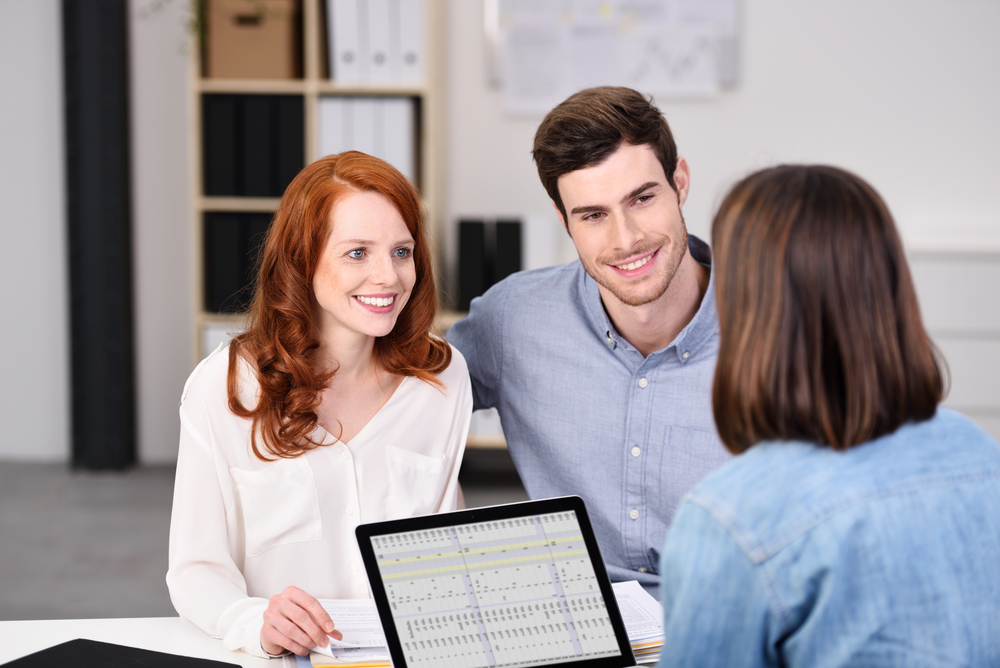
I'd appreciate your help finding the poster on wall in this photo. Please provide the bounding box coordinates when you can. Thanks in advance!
[492,0,739,116]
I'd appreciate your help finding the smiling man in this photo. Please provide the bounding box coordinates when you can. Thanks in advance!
[447,87,731,599]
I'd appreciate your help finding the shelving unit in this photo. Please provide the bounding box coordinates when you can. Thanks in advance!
[188,0,502,449]
[189,0,448,360]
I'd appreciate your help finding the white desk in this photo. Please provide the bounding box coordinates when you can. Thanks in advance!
[0,617,295,667]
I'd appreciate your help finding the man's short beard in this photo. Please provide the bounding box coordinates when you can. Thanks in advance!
[581,220,688,308]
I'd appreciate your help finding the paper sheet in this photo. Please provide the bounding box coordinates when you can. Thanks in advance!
[498,0,737,115]
[310,599,387,658]
[611,580,665,638]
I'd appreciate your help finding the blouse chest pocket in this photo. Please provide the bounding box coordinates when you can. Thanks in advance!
[385,445,449,519]
[230,457,323,558]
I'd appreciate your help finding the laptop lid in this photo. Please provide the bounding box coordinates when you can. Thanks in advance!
[355,496,637,668]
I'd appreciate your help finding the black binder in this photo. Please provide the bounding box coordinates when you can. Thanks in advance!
[202,94,304,197]
[494,218,523,283]
[204,212,272,313]
[457,220,488,311]
[1,638,239,667]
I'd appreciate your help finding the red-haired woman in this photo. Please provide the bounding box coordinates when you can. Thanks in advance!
[166,152,472,659]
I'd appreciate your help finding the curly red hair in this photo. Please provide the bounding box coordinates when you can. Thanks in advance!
[227,151,451,460]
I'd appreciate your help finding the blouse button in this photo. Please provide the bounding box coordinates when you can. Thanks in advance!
[630,446,641,457]
[351,562,360,572]
[629,509,640,520]
[346,505,355,516]
[637,378,649,389]
[341,449,351,459]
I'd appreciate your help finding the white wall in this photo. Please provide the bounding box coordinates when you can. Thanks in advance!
[446,0,1000,440]
[129,0,195,463]
[2,0,996,462]
[0,0,70,461]
[447,0,1000,247]
[0,0,193,463]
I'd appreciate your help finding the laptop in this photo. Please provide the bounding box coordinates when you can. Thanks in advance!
[355,496,637,668]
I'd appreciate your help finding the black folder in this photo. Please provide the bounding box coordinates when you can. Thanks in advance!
[202,94,304,198]
[204,212,272,313]
[1,638,239,667]
[494,218,523,283]
[457,220,488,311]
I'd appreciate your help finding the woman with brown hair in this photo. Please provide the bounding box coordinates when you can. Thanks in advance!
[166,152,472,658]
[657,165,1000,666]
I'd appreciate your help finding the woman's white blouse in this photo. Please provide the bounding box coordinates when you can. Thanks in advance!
[166,343,472,658]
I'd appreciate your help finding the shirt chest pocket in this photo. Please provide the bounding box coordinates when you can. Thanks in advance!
[230,458,323,558]
[385,444,449,519]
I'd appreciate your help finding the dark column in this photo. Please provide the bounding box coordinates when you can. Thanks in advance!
[63,0,136,469]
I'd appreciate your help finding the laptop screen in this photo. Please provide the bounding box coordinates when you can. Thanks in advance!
[356,496,636,668]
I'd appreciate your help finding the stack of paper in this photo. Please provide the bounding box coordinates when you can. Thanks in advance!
[611,580,666,664]
[297,599,391,668]
[294,582,664,667]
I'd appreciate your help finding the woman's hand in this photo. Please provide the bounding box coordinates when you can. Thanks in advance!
[260,586,343,656]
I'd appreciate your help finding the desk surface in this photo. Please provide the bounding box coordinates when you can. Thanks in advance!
[0,617,292,667]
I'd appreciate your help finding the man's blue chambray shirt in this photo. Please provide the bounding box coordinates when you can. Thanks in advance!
[447,236,732,599]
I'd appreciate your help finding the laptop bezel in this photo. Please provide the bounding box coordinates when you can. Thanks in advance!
[355,495,637,668]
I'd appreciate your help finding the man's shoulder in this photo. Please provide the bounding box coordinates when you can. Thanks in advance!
[459,261,589,328]
[482,261,585,302]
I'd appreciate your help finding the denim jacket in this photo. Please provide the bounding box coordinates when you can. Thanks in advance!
[657,408,1000,667]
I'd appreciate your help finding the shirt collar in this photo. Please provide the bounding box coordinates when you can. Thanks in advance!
[583,234,719,362]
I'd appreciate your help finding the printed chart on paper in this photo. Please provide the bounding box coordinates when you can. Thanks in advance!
[370,511,623,667]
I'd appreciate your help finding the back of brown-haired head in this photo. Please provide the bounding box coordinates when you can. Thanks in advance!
[532,86,679,223]
[711,165,944,454]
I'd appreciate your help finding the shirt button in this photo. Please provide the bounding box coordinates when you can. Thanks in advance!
[630,446,641,457]
[629,509,640,520]
[637,377,649,388]
[682,351,690,360]
[341,449,351,459]
[637,567,648,573]
[606,332,613,343]
[346,505,355,515]
[351,561,361,572]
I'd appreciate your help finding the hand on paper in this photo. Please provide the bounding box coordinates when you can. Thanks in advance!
[260,586,343,656]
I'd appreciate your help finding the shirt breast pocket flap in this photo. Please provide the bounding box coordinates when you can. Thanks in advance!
[230,457,323,558]
[385,444,449,519]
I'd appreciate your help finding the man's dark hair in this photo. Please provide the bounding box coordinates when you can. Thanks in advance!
[532,86,679,222]
[711,164,946,453]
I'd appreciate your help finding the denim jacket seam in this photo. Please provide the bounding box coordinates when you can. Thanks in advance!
[760,467,1000,557]
[688,496,794,633]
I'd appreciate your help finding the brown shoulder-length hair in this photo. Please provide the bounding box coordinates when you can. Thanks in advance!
[227,151,451,461]
[532,86,679,223]
[711,165,945,454]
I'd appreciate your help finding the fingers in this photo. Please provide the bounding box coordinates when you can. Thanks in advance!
[297,590,342,641]
[260,586,341,656]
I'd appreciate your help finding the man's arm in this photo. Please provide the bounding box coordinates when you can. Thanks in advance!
[445,288,507,411]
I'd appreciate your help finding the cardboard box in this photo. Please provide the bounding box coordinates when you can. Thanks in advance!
[204,0,302,79]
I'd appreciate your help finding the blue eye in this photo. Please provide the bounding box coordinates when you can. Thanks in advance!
[348,249,365,259]
[394,247,413,259]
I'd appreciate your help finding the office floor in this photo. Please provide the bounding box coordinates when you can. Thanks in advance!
[0,449,527,621]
